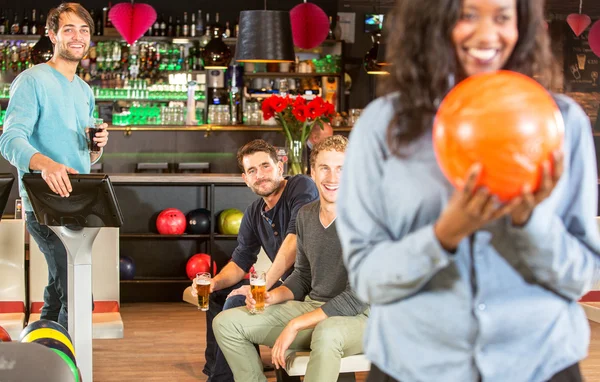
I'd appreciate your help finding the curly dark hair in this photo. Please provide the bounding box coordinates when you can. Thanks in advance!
[236,139,279,173]
[379,0,556,157]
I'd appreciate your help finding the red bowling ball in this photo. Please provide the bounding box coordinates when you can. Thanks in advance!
[186,253,217,280]
[156,208,187,235]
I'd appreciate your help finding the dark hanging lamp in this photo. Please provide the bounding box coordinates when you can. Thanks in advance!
[235,9,295,63]
[31,35,54,65]
[202,24,232,69]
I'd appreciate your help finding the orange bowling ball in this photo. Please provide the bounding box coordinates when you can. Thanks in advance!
[433,70,564,202]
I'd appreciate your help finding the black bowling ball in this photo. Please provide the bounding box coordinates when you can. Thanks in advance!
[186,208,211,235]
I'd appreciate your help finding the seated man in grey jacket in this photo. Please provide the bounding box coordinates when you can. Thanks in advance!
[213,135,368,382]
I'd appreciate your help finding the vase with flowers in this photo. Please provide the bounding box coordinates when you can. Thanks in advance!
[261,95,335,175]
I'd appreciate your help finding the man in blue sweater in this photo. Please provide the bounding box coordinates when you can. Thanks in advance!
[0,3,109,329]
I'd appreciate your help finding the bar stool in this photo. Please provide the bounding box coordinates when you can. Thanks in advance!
[176,162,210,173]
[135,162,171,173]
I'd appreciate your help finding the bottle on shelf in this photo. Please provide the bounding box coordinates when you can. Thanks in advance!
[21,10,29,35]
[228,64,243,124]
[182,12,189,37]
[10,13,19,35]
[334,15,342,40]
[0,10,6,35]
[37,12,45,36]
[152,15,160,37]
[167,16,174,37]
[327,16,334,40]
[190,12,196,37]
[30,9,38,35]
[104,2,113,28]
[159,14,166,37]
[3,10,10,35]
[175,16,181,37]
[199,13,211,47]
[224,21,230,38]
[196,10,204,37]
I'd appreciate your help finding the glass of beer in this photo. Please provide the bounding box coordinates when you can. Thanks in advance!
[195,272,211,311]
[250,271,266,314]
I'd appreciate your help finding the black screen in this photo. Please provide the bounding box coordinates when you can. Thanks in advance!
[22,174,124,228]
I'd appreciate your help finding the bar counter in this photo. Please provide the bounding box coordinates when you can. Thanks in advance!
[108,173,246,185]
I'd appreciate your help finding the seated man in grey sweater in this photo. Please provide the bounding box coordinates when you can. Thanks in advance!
[213,135,369,382]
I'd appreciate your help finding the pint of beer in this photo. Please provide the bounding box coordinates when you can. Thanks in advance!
[250,271,267,314]
[195,272,211,311]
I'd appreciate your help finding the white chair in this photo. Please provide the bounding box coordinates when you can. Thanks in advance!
[28,227,123,338]
[277,351,371,382]
[0,219,26,340]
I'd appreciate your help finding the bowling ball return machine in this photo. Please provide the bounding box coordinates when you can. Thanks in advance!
[22,173,124,382]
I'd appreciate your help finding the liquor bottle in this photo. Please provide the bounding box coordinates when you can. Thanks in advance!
[175,17,181,37]
[0,10,6,35]
[159,14,166,36]
[224,21,230,38]
[190,12,196,37]
[95,10,103,35]
[199,13,210,47]
[152,15,160,36]
[146,19,153,36]
[327,16,334,40]
[10,13,19,35]
[196,10,204,36]
[4,10,10,34]
[167,16,173,37]
[182,12,189,37]
[30,9,38,35]
[334,15,342,40]
[21,10,29,35]
[37,12,45,36]
[104,2,113,28]
[228,64,243,124]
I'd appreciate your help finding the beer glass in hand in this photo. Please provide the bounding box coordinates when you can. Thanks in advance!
[87,118,104,153]
[250,271,266,314]
[195,272,211,311]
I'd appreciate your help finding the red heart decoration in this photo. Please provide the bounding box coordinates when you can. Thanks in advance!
[108,2,157,45]
[567,13,591,37]
[290,3,330,49]
[589,21,600,58]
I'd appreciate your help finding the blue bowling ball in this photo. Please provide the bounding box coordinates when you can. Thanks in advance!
[119,256,136,280]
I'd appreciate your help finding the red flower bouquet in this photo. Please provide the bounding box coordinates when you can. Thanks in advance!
[261,95,335,174]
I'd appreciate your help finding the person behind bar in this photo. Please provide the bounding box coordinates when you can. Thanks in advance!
[191,139,318,381]
[0,3,109,330]
[214,135,368,382]
[335,0,600,381]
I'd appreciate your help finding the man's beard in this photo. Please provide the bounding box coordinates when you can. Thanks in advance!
[252,179,281,197]
[58,44,89,62]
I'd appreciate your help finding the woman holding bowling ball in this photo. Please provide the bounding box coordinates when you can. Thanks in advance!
[336,0,600,381]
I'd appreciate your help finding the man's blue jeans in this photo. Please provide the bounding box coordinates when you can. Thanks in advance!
[25,211,69,329]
